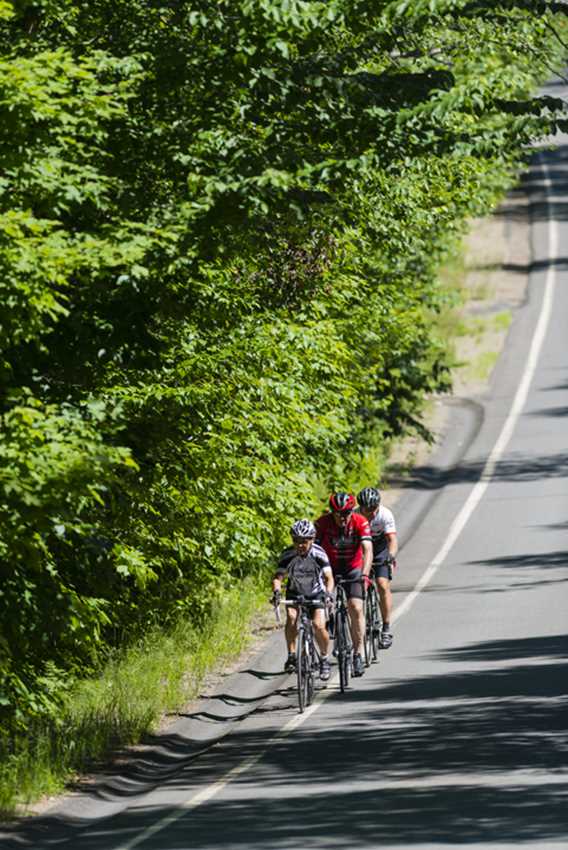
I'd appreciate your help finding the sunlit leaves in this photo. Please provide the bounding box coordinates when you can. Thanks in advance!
[0,0,566,732]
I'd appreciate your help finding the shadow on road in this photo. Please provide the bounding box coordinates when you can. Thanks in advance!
[468,549,568,570]
[503,256,568,275]
[390,450,568,493]
[495,143,568,223]
[5,631,567,849]
[528,404,568,418]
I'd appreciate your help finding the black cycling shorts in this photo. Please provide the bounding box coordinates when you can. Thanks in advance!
[374,560,393,581]
[334,568,363,600]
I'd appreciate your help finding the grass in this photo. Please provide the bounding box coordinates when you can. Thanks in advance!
[492,310,512,331]
[469,350,500,382]
[0,578,266,818]
[469,281,494,301]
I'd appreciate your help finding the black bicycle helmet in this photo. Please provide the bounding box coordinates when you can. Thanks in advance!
[357,487,381,509]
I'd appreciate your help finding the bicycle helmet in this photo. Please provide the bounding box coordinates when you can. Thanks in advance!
[329,492,356,513]
[290,518,316,539]
[357,487,381,510]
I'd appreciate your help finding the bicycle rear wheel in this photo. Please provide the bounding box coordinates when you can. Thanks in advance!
[337,610,351,693]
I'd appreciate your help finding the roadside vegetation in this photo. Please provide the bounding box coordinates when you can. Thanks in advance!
[1,0,567,815]
[0,579,264,813]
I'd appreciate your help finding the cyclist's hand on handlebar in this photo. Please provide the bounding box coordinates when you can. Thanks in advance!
[363,574,373,589]
[386,554,397,571]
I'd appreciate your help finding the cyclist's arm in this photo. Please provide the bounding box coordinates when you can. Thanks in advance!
[361,538,373,576]
[386,531,398,560]
[272,555,288,594]
[323,565,334,593]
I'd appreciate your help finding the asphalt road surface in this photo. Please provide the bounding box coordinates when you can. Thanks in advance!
[3,114,568,850]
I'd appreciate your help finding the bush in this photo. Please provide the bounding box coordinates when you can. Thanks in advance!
[0,0,566,733]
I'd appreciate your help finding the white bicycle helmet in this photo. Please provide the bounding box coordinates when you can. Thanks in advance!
[290,518,316,539]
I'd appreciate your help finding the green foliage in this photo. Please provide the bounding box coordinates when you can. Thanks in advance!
[0,578,263,816]
[0,0,566,749]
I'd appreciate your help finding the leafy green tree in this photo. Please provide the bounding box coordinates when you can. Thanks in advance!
[0,0,566,732]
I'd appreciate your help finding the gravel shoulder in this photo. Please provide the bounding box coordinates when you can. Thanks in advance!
[382,182,529,508]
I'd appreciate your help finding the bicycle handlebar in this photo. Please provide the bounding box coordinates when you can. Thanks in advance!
[282,597,322,606]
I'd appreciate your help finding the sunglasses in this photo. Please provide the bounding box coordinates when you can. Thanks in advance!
[293,536,314,544]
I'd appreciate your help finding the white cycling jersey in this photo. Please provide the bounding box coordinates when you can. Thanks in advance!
[368,505,396,560]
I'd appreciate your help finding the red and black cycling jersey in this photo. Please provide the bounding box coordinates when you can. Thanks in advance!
[315,512,371,573]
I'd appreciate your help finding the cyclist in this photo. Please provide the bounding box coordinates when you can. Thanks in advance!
[315,492,372,677]
[357,486,398,648]
[272,519,335,681]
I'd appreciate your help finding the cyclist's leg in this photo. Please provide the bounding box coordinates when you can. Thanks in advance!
[377,576,392,624]
[375,563,393,647]
[347,598,364,650]
[310,603,331,680]
[344,569,365,657]
[311,606,330,657]
[285,604,299,654]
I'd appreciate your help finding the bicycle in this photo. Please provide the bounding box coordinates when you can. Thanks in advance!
[333,577,361,693]
[363,568,382,666]
[276,597,321,713]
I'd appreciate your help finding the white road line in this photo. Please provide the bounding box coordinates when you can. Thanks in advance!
[113,158,558,850]
[114,685,335,850]
[394,157,557,625]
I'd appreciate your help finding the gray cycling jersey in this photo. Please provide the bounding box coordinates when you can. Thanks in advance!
[275,542,332,595]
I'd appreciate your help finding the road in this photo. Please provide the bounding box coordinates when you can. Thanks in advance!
[3,126,568,850]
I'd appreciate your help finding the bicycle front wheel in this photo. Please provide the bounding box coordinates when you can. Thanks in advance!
[370,585,382,661]
[306,629,317,706]
[296,628,310,713]
[364,590,374,667]
[337,610,351,693]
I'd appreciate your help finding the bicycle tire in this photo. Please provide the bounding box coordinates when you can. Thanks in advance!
[296,628,310,712]
[364,589,373,667]
[306,628,317,705]
[337,609,351,693]
[369,584,381,661]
